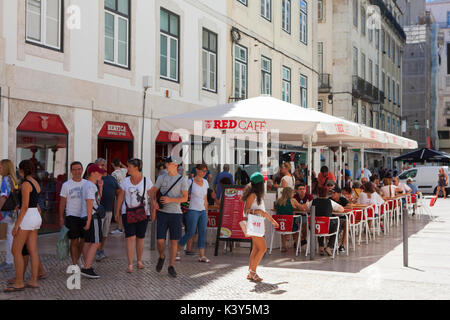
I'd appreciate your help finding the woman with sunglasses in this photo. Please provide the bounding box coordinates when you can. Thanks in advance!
[177,163,210,263]
[115,159,153,273]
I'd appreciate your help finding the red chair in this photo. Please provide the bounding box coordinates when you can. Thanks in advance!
[306,216,340,259]
[364,204,379,241]
[269,215,302,256]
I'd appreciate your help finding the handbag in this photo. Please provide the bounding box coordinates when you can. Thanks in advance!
[246,213,265,237]
[157,175,183,208]
[1,177,19,212]
[181,179,194,214]
[56,225,70,261]
[126,178,148,224]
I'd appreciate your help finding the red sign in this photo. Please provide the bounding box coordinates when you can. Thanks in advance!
[218,187,249,240]
[17,112,68,134]
[98,122,133,140]
[156,131,181,143]
[205,120,267,132]
[207,211,220,228]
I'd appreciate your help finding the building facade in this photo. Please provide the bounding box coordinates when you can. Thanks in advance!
[427,0,450,153]
[317,0,406,175]
[0,0,228,232]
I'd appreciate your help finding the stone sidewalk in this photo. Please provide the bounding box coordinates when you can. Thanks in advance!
[1,199,450,300]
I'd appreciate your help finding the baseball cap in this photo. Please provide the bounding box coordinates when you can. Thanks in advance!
[326,180,336,186]
[164,156,181,165]
[88,164,107,175]
[331,186,342,193]
[250,172,264,184]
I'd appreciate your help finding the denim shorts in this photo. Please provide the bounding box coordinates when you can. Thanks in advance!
[156,211,183,240]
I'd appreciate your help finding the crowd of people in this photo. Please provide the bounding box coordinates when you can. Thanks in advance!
[0,156,446,288]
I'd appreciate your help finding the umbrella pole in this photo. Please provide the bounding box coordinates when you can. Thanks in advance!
[339,141,343,188]
[308,136,312,194]
[361,146,365,180]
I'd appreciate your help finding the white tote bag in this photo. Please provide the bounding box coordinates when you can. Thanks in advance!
[246,213,265,237]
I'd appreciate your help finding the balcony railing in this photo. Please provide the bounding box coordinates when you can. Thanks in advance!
[352,75,365,98]
[319,73,332,93]
[369,0,406,41]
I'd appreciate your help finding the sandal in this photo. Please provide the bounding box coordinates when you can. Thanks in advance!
[324,247,333,256]
[137,261,145,269]
[248,270,263,283]
[25,283,39,289]
[4,286,25,293]
[126,265,133,273]
[198,256,210,263]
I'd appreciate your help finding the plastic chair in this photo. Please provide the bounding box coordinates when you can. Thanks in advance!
[306,216,340,259]
[364,204,379,241]
[418,195,437,221]
[269,215,302,256]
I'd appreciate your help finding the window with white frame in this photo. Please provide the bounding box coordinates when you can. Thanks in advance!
[369,59,373,84]
[282,0,291,33]
[261,56,271,95]
[375,64,379,88]
[160,8,179,81]
[234,44,247,99]
[353,47,358,76]
[353,0,358,27]
[300,74,308,108]
[105,0,130,68]
[318,100,323,112]
[202,28,217,93]
[282,66,291,102]
[261,0,271,21]
[26,0,62,50]
[361,53,366,80]
[361,6,366,35]
[318,0,323,21]
[300,1,308,45]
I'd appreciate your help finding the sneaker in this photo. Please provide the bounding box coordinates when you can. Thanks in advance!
[168,266,177,278]
[81,268,100,279]
[110,229,124,235]
[0,262,13,270]
[96,250,107,262]
[156,257,165,273]
[339,245,345,253]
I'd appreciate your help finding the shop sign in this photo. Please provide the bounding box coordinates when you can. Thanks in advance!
[99,122,133,140]
[204,120,267,132]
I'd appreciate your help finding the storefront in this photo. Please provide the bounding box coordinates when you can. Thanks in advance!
[155,130,181,165]
[16,112,68,234]
[97,121,134,174]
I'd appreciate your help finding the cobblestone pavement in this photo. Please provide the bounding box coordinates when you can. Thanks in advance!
[1,200,450,300]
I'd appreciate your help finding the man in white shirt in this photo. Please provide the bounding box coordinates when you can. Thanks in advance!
[393,177,412,194]
[110,158,128,235]
[59,161,86,266]
[357,165,372,180]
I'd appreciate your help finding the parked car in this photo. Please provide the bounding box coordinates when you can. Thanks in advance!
[398,166,450,194]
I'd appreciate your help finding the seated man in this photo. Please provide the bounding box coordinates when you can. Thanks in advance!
[329,186,349,253]
[406,178,418,194]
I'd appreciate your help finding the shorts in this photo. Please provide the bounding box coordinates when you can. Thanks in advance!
[65,216,85,240]
[156,211,182,241]
[101,211,113,238]
[82,216,102,244]
[122,214,149,239]
[19,208,42,231]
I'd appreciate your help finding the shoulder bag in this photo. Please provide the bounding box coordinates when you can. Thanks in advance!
[126,177,148,224]
[1,177,20,212]
[181,179,194,214]
[157,175,183,208]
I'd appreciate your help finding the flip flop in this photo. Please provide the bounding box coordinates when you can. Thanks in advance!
[126,265,133,273]
[4,286,25,293]
[137,261,145,270]
[198,256,210,263]
[25,283,39,289]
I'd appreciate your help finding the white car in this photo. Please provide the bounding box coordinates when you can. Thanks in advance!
[398,166,449,194]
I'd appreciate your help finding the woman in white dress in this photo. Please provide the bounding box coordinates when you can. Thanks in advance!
[241,173,279,283]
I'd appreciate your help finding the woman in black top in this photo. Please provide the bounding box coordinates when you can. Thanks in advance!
[5,160,42,292]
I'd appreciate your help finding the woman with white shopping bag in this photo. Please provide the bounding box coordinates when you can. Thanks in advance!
[240,172,279,283]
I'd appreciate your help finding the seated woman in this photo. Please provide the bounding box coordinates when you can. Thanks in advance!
[357,182,385,232]
[380,177,397,199]
[310,187,344,256]
[276,187,304,252]
[351,181,362,202]
[342,186,353,202]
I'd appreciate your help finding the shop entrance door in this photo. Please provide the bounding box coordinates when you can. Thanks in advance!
[98,140,133,174]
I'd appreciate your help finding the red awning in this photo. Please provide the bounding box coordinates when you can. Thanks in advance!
[98,121,134,141]
[156,131,181,143]
[17,112,68,134]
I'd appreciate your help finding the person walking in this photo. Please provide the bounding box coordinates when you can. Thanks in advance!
[150,157,188,278]
[110,158,128,235]
[0,159,19,271]
[115,159,153,273]
[94,158,120,261]
[436,168,448,199]
[59,161,86,266]
[241,172,279,282]
[80,164,106,279]
[213,164,234,200]
[4,160,42,292]
[177,163,210,263]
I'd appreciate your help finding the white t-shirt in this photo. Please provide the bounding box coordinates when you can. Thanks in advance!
[112,168,127,185]
[380,185,396,198]
[81,180,100,218]
[120,176,153,215]
[187,178,209,211]
[396,183,412,194]
[60,179,86,218]
[281,175,296,190]
[357,192,385,206]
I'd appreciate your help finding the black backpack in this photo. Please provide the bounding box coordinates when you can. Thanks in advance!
[1,177,20,211]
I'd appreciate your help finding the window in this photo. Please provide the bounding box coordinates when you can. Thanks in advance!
[160,8,179,81]
[369,28,373,43]
[370,111,373,127]
[202,28,217,93]
[234,44,247,99]
[361,6,366,35]
[375,29,380,49]
[361,53,366,80]
[282,0,291,33]
[375,64,379,88]
[105,0,130,68]
[447,119,450,127]
[300,74,308,108]
[397,83,400,105]
[398,169,417,180]
[392,118,395,134]
[261,56,271,95]
[447,11,450,27]
[381,29,385,52]
[26,0,62,50]
[439,131,450,139]
[369,59,373,84]
[387,34,390,58]
[318,42,324,74]
[353,102,359,123]
[397,47,400,67]
[237,0,247,5]
[300,1,308,45]
[353,47,358,76]
[282,66,291,102]
[362,105,366,125]
[392,78,396,104]
[353,0,358,27]
[393,42,396,63]
[381,114,385,131]
[387,75,391,100]
[397,120,400,135]
[261,0,271,21]
[318,0,323,21]
[382,71,385,93]
[318,100,323,112]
